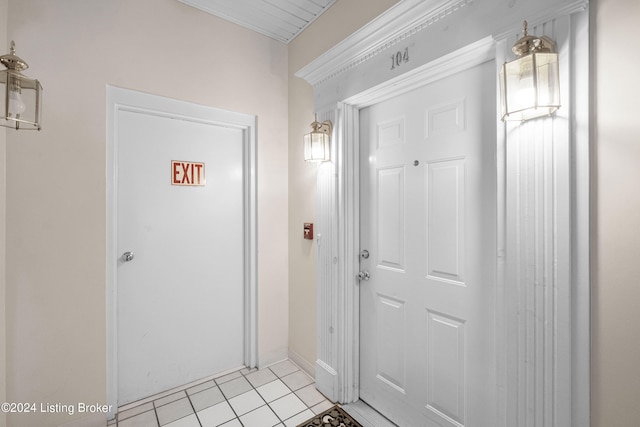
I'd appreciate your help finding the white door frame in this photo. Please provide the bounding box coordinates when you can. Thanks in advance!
[105,86,258,418]
[296,0,590,425]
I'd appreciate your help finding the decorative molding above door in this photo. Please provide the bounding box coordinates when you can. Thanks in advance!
[297,0,475,88]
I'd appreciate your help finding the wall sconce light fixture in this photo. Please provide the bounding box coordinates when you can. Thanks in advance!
[304,114,332,162]
[0,41,42,130]
[499,21,560,122]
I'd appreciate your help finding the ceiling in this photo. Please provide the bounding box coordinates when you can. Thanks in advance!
[177,0,337,43]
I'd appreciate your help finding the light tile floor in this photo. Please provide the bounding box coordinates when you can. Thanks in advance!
[113,360,334,427]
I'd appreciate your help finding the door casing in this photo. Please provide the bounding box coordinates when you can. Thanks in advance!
[105,86,258,418]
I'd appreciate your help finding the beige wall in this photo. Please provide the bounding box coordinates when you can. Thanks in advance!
[0,1,7,426]
[592,0,640,425]
[4,0,288,425]
[287,0,400,372]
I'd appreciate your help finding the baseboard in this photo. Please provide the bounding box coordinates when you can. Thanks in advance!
[258,347,289,369]
[288,349,315,378]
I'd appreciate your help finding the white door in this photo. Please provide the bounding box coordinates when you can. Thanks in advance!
[359,60,497,427]
[116,107,245,406]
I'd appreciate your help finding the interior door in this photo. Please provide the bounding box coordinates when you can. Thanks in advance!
[359,60,497,427]
[117,107,245,406]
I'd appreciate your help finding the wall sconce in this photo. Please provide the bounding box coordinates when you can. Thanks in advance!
[0,41,42,130]
[499,21,560,122]
[304,114,332,162]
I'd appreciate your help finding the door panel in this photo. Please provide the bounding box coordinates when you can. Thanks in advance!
[377,167,406,271]
[376,294,406,393]
[359,60,496,427]
[427,159,465,284]
[117,109,244,406]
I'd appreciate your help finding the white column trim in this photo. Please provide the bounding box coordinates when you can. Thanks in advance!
[314,129,338,399]
[494,37,509,426]
[570,10,591,427]
[335,103,360,403]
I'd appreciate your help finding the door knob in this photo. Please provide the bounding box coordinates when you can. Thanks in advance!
[356,270,370,281]
[121,251,135,262]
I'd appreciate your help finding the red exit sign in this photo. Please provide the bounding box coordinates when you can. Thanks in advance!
[171,160,205,186]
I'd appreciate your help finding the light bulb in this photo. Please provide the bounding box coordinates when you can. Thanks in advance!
[515,87,535,107]
[514,60,535,109]
[8,89,26,116]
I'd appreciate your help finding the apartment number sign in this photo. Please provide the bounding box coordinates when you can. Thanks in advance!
[171,160,205,186]
[390,47,410,70]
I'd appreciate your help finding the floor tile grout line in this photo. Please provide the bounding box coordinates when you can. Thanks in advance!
[216,379,245,427]
[185,392,204,427]
[241,365,322,426]
[266,366,305,426]
[242,366,286,426]
[154,394,200,427]
[262,367,317,426]
[151,400,161,427]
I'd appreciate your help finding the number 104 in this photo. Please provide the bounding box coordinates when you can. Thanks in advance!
[391,47,409,70]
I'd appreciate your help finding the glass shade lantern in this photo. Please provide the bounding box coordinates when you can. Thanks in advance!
[304,114,332,162]
[0,41,42,130]
[500,21,560,121]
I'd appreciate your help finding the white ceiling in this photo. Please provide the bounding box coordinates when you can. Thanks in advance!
[177,0,337,43]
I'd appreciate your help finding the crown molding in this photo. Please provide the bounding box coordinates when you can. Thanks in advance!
[295,0,473,87]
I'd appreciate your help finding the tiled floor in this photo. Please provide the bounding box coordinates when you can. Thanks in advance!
[113,360,334,427]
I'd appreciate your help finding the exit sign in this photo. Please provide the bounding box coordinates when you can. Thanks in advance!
[171,160,205,186]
